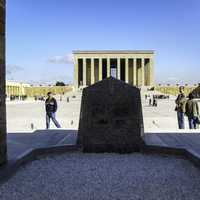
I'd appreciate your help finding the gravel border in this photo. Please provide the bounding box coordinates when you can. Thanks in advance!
[0,152,200,200]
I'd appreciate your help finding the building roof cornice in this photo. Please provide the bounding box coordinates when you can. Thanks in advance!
[73,50,155,54]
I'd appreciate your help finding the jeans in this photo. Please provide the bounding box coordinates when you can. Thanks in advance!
[177,111,185,129]
[188,116,198,129]
[46,112,61,129]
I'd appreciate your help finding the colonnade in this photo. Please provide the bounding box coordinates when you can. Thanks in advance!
[5,82,30,98]
[74,56,154,88]
[6,85,21,97]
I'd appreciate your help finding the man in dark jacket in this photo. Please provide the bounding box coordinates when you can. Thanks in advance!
[185,93,199,129]
[175,86,186,129]
[45,92,61,129]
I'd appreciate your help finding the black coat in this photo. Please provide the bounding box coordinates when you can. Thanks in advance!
[45,97,57,113]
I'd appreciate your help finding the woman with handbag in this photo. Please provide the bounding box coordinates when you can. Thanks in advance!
[185,93,200,129]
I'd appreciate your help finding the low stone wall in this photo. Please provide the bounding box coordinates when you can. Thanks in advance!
[24,86,73,97]
[155,86,196,96]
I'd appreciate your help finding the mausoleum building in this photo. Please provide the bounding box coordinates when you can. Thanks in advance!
[73,50,154,88]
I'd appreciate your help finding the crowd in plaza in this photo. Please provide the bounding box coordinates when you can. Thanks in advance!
[8,95,28,101]
[145,94,169,107]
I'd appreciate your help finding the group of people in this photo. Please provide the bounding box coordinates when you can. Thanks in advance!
[175,86,200,129]
[8,95,28,101]
[145,95,158,107]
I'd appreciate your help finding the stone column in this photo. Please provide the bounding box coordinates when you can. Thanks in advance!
[117,58,121,80]
[149,58,154,86]
[125,58,129,83]
[83,58,87,86]
[141,58,145,86]
[107,58,110,77]
[99,58,102,81]
[74,57,78,89]
[91,58,95,84]
[0,0,7,165]
[133,58,137,86]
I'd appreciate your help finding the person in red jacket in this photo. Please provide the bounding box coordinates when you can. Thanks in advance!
[45,92,61,129]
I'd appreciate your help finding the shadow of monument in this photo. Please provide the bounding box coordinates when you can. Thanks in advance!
[7,129,78,161]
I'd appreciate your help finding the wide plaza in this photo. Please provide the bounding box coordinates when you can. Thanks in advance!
[6,90,200,133]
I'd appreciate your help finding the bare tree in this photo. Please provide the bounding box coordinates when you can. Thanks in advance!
[0,0,7,165]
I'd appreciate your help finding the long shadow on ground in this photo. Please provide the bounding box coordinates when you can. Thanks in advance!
[7,129,77,161]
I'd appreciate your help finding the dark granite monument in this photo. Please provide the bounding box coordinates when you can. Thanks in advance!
[77,77,145,153]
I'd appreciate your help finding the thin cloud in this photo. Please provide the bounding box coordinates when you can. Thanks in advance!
[28,74,72,85]
[6,64,24,75]
[48,53,73,64]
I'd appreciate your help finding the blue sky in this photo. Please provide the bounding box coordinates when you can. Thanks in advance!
[6,0,200,85]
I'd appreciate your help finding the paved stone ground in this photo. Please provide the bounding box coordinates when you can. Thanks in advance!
[6,90,200,133]
[142,97,200,132]
[0,152,200,200]
[6,91,82,133]
[144,133,200,156]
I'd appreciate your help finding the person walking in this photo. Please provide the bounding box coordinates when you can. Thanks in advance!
[185,93,199,129]
[153,96,157,107]
[149,97,152,106]
[45,92,61,129]
[175,86,186,129]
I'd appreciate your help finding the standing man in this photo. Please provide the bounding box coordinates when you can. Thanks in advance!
[45,92,61,129]
[175,86,186,129]
[185,93,199,129]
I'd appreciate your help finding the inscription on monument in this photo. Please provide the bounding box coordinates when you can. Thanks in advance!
[77,77,145,153]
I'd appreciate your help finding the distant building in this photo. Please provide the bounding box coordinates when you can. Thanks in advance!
[25,85,72,97]
[6,81,73,98]
[73,50,154,89]
[6,80,30,98]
